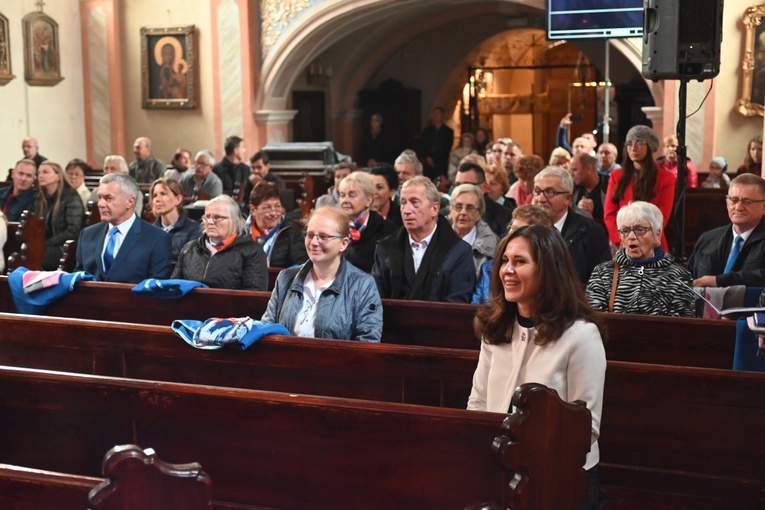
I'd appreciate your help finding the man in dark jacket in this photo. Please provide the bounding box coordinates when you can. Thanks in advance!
[0,159,38,221]
[372,176,475,302]
[689,174,765,287]
[532,166,611,284]
[213,135,250,195]
[418,107,454,180]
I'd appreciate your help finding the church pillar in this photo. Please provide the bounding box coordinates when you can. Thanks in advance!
[331,109,363,160]
[254,110,299,144]
[642,106,664,144]
[80,0,125,166]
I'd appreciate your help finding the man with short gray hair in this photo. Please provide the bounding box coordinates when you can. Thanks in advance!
[90,155,144,215]
[75,173,171,282]
[129,136,165,183]
[372,175,475,302]
[532,166,610,283]
[180,150,223,199]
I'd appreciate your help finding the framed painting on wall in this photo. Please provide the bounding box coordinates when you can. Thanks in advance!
[141,25,196,109]
[0,12,14,85]
[738,4,765,116]
[22,10,63,86]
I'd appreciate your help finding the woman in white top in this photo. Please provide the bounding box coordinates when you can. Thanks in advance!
[467,224,608,509]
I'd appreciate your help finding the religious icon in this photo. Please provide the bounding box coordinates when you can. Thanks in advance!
[0,12,15,85]
[141,26,196,109]
[22,6,63,86]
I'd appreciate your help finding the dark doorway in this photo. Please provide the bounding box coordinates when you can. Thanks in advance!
[358,79,421,164]
[292,91,326,142]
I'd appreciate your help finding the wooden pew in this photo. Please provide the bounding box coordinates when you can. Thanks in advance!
[3,221,20,272]
[0,445,213,510]
[665,187,729,254]
[599,362,765,509]
[0,463,98,510]
[0,277,737,369]
[0,366,592,510]
[6,211,46,272]
[0,312,477,408]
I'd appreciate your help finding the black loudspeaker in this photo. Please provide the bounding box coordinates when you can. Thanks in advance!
[642,0,724,81]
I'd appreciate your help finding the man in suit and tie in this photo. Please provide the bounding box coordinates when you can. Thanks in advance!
[75,173,171,283]
[689,174,765,287]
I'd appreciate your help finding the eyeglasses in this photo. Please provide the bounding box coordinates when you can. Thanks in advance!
[201,214,229,224]
[531,187,569,199]
[452,203,479,213]
[257,204,282,213]
[304,231,347,242]
[618,226,651,238]
[194,162,211,168]
[726,196,765,207]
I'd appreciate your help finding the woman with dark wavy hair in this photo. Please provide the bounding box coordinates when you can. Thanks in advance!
[603,125,675,251]
[467,225,608,509]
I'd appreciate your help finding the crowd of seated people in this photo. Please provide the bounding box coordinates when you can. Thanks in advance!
[6,121,765,339]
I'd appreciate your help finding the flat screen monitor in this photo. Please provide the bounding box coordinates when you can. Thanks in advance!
[547,0,644,40]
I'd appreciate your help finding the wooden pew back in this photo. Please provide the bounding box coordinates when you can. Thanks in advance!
[0,278,737,369]
[0,366,510,509]
[0,312,476,408]
[6,211,46,272]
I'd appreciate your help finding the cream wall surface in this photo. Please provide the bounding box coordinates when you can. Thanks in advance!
[0,0,86,177]
[120,0,215,168]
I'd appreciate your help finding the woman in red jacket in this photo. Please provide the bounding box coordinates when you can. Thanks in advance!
[604,125,675,250]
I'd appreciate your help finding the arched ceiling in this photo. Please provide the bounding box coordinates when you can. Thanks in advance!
[256,0,652,116]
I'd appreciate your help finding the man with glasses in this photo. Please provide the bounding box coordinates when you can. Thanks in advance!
[532,166,610,284]
[689,174,765,287]
[372,176,475,302]
[454,162,513,237]
[76,173,171,283]
[179,150,223,199]
[485,140,506,167]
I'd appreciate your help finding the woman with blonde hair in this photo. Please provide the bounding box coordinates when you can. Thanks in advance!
[35,161,84,270]
[549,147,572,171]
[261,206,383,342]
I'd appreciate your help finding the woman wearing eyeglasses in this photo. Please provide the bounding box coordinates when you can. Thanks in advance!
[449,184,497,278]
[586,201,695,317]
[247,181,307,268]
[338,171,396,273]
[603,125,675,251]
[172,194,268,290]
[468,225,608,509]
[150,178,201,264]
[261,206,383,342]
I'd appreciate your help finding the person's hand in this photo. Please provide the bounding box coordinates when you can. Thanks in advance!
[693,275,718,288]
[577,197,594,213]
[559,113,572,128]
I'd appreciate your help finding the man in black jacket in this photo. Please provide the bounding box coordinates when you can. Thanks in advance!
[689,174,765,287]
[532,166,611,284]
[372,176,475,302]
[213,135,249,195]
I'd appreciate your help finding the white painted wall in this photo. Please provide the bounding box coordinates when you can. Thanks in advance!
[0,0,86,177]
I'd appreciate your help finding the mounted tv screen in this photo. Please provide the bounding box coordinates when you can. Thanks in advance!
[548,0,644,40]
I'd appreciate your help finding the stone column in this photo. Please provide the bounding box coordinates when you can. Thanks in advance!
[254,110,299,144]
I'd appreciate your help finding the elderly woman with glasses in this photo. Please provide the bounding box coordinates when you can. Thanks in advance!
[247,181,307,268]
[339,171,396,273]
[586,201,695,316]
[172,194,268,290]
[604,125,675,250]
[261,206,383,342]
[449,184,498,278]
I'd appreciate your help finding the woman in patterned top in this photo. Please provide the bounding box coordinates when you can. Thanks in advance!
[585,201,696,317]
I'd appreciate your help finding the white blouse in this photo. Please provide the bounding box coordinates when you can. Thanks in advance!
[293,273,335,338]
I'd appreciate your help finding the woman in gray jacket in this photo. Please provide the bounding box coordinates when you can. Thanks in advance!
[261,206,383,342]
